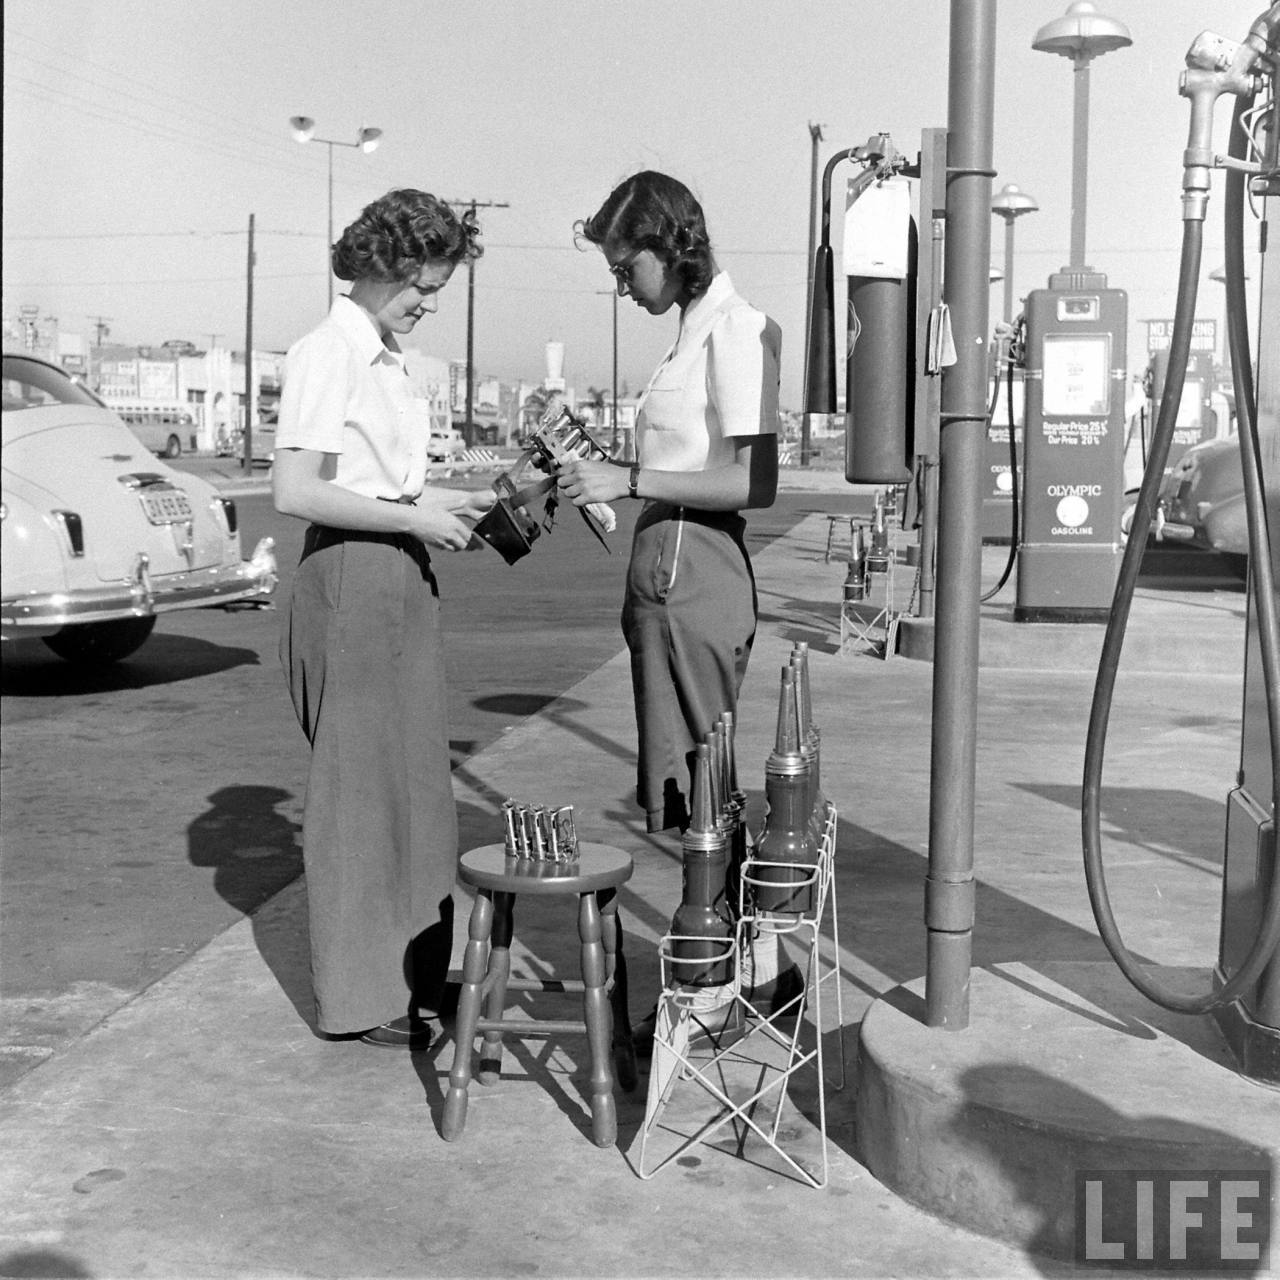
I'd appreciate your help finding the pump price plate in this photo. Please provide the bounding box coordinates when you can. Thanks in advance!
[139,488,193,524]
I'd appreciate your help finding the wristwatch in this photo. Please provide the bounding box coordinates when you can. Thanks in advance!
[628,465,641,499]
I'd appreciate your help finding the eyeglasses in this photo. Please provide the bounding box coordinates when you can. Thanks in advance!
[608,247,642,288]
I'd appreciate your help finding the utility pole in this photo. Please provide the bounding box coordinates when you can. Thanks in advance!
[87,316,112,391]
[445,198,508,445]
[206,333,223,350]
[243,212,256,474]
[802,121,825,467]
[595,290,621,455]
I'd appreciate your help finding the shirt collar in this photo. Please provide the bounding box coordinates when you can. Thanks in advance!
[329,294,401,366]
[677,271,736,344]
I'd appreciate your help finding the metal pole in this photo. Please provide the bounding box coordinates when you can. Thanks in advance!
[611,291,619,456]
[443,198,508,445]
[466,206,476,444]
[326,143,334,310]
[927,0,996,1030]
[801,121,824,467]
[1003,217,1013,325]
[242,212,255,474]
[1070,53,1091,267]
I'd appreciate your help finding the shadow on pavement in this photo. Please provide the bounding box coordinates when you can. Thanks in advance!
[1,634,261,697]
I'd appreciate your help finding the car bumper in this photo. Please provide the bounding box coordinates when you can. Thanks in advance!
[1,537,278,639]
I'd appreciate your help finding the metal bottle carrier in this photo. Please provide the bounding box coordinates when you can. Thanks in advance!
[633,800,845,1188]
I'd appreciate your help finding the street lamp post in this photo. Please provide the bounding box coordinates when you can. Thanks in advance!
[990,183,1039,324]
[1209,265,1247,368]
[288,117,383,308]
[1032,2,1130,269]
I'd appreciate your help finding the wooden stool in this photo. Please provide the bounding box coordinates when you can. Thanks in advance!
[442,842,635,1146]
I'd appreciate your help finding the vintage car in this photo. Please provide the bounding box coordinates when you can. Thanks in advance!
[1,352,277,664]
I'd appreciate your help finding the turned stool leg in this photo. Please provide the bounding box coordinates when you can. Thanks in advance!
[442,890,493,1141]
[478,891,513,1085]
[578,891,617,1147]
[600,891,636,1093]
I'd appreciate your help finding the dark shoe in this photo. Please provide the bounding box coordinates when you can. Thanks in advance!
[358,1016,433,1050]
[743,964,806,1017]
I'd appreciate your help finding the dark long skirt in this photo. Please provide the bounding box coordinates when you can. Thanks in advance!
[281,526,457,1035]
[621,501,758,833]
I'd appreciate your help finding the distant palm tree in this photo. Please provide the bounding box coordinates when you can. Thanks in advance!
[520,388,549,437]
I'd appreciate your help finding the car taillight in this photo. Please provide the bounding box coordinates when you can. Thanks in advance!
[53,510,85,556]
[213,496,239,534]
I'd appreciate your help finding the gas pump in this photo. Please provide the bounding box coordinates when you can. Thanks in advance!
[802,134,920,486]
[1148,346,1223,465]
[979,353,1024,544]
[1083,6,1280,1086]
[1014,273,1128,622]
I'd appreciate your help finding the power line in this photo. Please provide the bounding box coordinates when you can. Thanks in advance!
[4,230,313,241]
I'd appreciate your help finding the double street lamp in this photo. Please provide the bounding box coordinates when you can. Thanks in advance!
[1032,1,1131,269]
[289,116,383,307]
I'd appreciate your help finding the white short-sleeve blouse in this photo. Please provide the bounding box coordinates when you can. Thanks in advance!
[636,272,780,474]
[275,295,431,500]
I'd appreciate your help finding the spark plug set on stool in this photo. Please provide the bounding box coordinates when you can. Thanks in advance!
[500,800,580,864]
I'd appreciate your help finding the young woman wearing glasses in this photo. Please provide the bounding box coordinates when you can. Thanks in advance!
[558,171,797,1034]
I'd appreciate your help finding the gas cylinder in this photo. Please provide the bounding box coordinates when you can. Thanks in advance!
[751,666,819,914]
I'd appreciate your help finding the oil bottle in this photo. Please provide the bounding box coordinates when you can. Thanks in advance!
[670,741,734,986]
[751,666,819,914]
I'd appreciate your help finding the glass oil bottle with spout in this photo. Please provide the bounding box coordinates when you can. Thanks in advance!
[718,708,751,916]
[752,666,819,914]
[670,741,734,986]
[790,643,829,848]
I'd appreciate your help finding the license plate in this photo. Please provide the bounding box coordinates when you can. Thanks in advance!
[139,488,193,524]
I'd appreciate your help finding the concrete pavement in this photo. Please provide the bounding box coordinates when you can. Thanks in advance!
[1,475,1274,1279]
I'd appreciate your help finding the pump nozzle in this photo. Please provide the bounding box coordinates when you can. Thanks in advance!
[1179,7,1280,220]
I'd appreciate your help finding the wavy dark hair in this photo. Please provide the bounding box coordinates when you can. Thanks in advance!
[331,189,482,282]
[577,171,715,298]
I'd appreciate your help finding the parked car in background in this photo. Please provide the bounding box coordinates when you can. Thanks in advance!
[428,427,465,461]
[1153,434,1272,579]
[1,353,277,664]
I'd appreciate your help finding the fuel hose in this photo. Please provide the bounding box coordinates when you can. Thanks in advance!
[981,356,1020,603]
[1081,90,1280,1015]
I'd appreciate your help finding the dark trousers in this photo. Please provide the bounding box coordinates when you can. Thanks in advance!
[281,526,457,1034]
[622,502,757,833]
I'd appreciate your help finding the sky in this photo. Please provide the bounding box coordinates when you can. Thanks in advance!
[2,0,1265,410]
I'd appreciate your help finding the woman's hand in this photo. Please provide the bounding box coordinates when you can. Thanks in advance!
[407,505,480,552]
[444,487,497,522]
[556,457,628,507]
[411,486,495,552]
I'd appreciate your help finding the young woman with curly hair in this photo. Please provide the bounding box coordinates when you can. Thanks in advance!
[273,188,492,1050]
